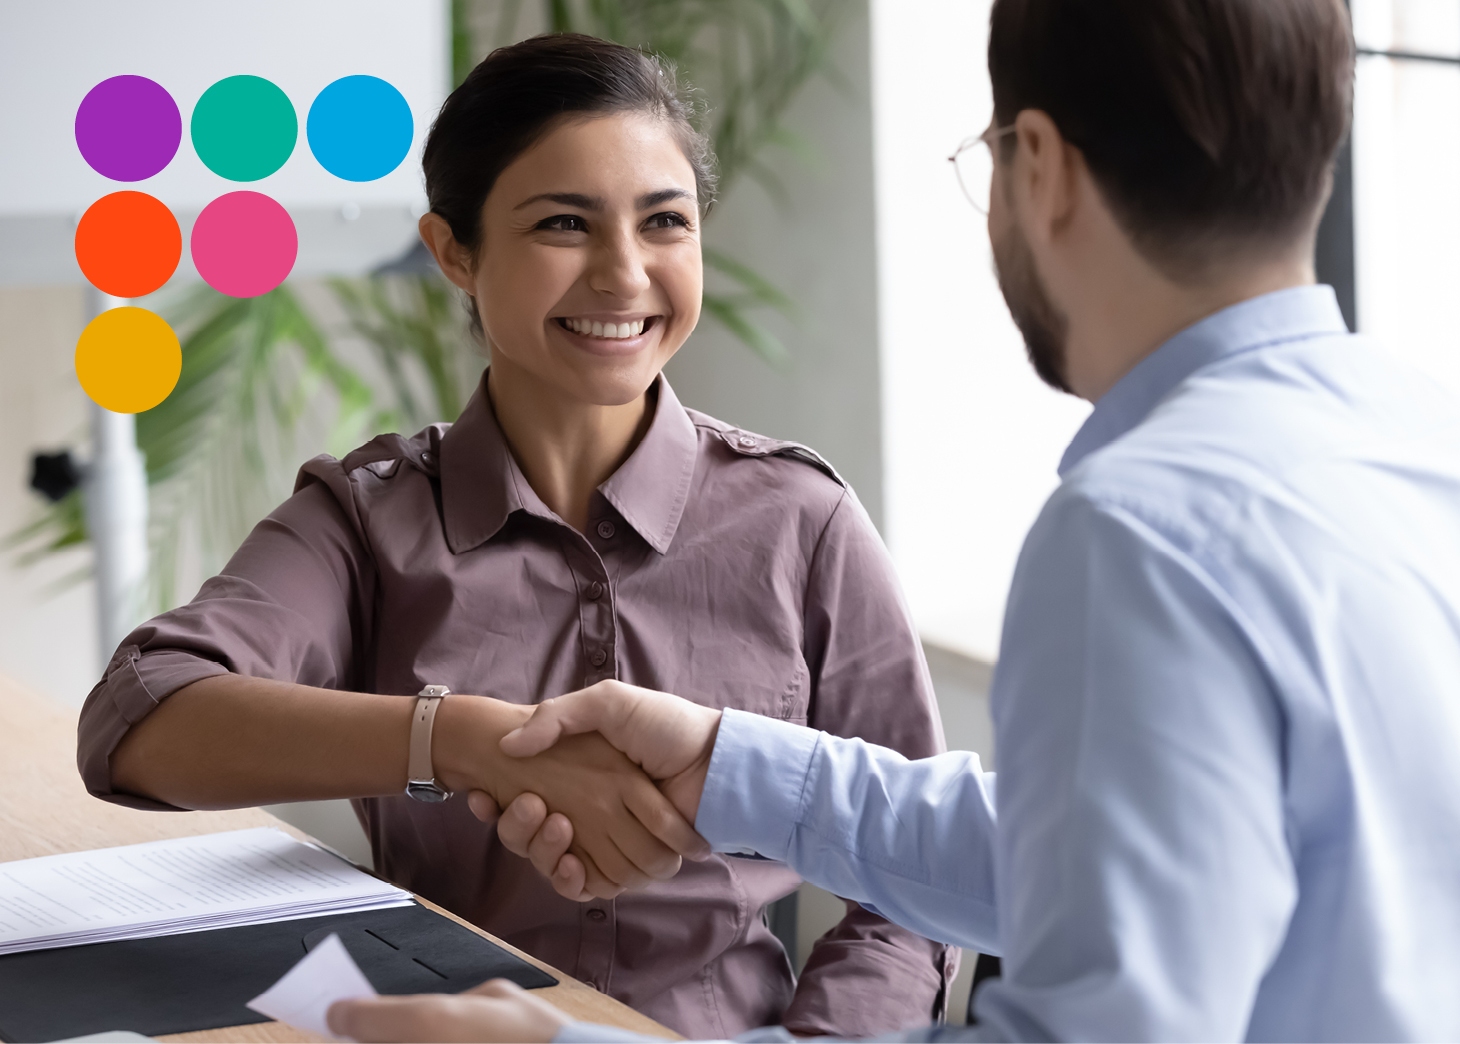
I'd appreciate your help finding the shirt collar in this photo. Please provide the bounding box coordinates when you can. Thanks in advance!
[1058,284,1349,477]
[598,377,698,554]
[439,371,698,555]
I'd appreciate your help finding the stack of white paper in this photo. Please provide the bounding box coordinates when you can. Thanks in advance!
[0,828,411,956]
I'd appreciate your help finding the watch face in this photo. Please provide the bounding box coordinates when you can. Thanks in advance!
[405,781,450,803]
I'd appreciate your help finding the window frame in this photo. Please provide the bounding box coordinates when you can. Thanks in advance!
[1318,2,1460,332]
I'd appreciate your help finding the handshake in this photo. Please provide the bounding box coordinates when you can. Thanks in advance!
[437,681,726,902]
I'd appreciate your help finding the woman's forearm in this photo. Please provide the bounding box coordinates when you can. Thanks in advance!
[110,674,431,809]
[108,674,695,896]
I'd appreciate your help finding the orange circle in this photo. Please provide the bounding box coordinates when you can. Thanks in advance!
[75,307,181,413]
[75,191,181,298]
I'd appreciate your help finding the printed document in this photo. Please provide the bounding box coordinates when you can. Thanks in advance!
[0,828,410,955]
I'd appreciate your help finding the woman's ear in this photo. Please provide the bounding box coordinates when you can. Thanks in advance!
[418,212,477,293]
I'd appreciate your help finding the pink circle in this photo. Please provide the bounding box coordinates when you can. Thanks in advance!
[190,191,297,297]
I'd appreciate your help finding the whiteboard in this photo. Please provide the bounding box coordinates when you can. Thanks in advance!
[0,0,450,282]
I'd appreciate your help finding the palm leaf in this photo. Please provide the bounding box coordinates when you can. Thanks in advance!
[700,293,788,365]
[7,285,387,609]
[329,274,479,430]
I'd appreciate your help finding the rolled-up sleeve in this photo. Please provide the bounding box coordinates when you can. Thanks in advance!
[784,490,957,1037]
[77,457,376,809]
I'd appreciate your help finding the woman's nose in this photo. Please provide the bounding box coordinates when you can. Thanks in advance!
[588,229,652,299]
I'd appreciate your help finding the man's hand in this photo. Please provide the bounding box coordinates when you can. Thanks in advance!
[435,695,703,899]
[327,978,572,1044]
[501,680,723,822]
[473,681,724,900]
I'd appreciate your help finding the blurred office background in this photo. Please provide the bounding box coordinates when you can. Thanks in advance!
[2,0,1456,1024]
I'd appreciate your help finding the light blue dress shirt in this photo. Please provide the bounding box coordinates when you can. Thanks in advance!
[557,286,1460,1042]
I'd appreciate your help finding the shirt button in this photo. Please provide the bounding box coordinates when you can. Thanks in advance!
[589,648,608,667]
[586,908,607,922]
[737,435,756,448]
[586,581,604,600]
[596,520,616,539]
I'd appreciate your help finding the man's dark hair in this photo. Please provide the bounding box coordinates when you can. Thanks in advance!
[988,0,1354,274]
[423,34,716,337]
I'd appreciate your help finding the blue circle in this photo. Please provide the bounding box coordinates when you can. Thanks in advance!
[306,76,413,182]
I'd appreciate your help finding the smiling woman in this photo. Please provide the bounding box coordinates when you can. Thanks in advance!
[78,34,953,1041]
[415,35,714,532]
[419,100,705,531]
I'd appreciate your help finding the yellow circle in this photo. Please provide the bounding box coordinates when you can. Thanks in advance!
[75,307,181,413]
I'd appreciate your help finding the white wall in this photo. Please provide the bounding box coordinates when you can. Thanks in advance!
[0,0,447,216]
[0,0,450,286]
[663,1,886,524]
[870,0,1089,661]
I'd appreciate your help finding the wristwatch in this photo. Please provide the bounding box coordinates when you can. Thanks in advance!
[405,685,452,803]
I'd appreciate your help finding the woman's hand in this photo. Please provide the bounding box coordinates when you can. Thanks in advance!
[327,979,571,1044]
[436,696,708,898]
[468,791,597,901]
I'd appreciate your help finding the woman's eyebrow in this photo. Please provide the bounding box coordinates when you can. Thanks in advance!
[515,192,601,211]
[638,188,694,208]
[512,188,694,211]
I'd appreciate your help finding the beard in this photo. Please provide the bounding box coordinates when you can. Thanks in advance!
[991,217,1073,395]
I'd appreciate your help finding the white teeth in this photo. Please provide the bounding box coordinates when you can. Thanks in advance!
[563,318,648,338]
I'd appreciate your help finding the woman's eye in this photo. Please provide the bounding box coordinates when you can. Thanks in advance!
[537,214,588,233]
[644,211,690,231]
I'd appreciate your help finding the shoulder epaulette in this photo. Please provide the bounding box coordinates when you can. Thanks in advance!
[340,424,448,478]
[700,422,847,489]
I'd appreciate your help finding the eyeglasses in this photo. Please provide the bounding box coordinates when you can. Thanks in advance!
[948,124,1017,214]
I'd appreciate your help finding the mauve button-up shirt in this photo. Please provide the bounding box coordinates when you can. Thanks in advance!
[78,374,955,1039]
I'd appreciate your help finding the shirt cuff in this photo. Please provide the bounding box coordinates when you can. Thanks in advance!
[552,1021,667,1042]
[77,646,229,811]
[696,707,822,860]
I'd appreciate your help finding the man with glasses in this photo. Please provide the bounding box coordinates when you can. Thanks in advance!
[329,0,1460,1039]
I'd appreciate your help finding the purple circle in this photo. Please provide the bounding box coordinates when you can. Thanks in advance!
[75,76,181,181]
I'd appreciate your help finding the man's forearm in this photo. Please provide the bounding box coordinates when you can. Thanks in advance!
[699,710,999,954]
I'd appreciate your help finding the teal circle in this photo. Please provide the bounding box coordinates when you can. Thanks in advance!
[191,75,297,181]
[307,75,412,182]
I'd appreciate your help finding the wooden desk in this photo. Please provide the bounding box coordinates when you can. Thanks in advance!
[0,676,676,1042]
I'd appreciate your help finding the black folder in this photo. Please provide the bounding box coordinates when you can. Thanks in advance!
[0,901,557,1043]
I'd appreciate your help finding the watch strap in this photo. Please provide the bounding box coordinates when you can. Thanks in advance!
[407,685,450,800]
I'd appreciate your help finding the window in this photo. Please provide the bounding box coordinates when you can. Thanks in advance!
[1339,0,1460,395]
